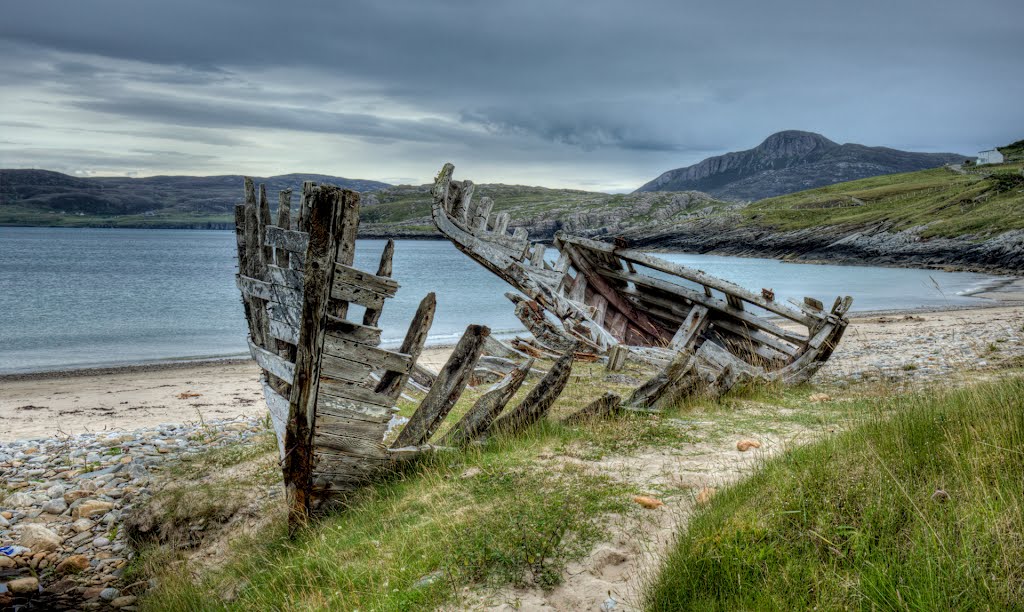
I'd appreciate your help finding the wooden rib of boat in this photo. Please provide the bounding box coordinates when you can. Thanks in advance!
[234,178,553,528]
[430,163,853,398]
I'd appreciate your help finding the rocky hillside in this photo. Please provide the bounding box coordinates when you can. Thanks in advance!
[0,170,389,228]
[626,158,1024,273]
[635,131,967,201]
[359,183,733,240]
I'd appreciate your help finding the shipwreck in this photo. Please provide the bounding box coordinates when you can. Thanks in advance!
[234,165,852,527]
[234,179,575,528]
[430,163,852,405]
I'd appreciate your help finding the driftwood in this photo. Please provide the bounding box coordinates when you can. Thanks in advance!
[430,162,854,404]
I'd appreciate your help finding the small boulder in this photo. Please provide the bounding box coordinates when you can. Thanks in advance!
[6,576,39,594]
[99,587,121,601]
[18,524,62,552]
[3,492,35,507]
[41,498,68,515]
[110,595,139,608]
[63,490,93,504]
[71,518,95,533]
[56,554,91,574]
[809,393,832,402]
[736,439,762,452]
[74,500,114,520]
[0,556,15,569]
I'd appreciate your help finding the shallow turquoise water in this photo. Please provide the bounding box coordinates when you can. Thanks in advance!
[0,227,1001,374]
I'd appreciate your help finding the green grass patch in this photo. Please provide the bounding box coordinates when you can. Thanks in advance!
[645,376,1024,610]
[743,163,1024,238]
[139,443,632,611]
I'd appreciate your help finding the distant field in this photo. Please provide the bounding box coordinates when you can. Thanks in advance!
[743,161,1024,238]
[0,206,235,229]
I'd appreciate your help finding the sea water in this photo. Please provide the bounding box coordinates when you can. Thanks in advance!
[0,227,1003,374]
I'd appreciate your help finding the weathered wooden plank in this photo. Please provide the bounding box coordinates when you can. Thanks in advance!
[626,349,699,411]
[267,300,302,328]
[531,244,546,268]
[324,318,383,346]
[375,293,436,400]
[472,196,493,232]
[391,324,490,448]
[334,263,399,296]
[315,412,388,441]
[670,305,710,350]
[612,274,809,346]
[283,185,354,529]
[558,234,816,326]
[259,184,273,266]
[451,179,474,223]
[563,392,621,425]
[491,349,574,435]
[265,225,310,254]
[710,318,799,357]
[237,275,303,307]
[606,344,629,371]
[438,358,533,446]
[296,181,315,232]
[320,353,374,383]
[261,381,289,460]
[318,380,395,408]
[322,335,411,374]
[493,212,510,235]
[268,264,304,290]
[316,393,395,422]
[314,430,386,457]
[276,190,292,267]
[330,280,387,310]
[248,339,295,384]
[363,239,394,328]
[269,318,298,345]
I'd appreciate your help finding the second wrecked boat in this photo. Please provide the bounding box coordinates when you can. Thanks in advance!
[430,163,853,402]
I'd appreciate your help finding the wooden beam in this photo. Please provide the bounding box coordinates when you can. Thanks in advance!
[283,185,356,531]
[563,392,621,425]
[376,293,437,400]
[558,234,816,327]
[391,324,489,448]
[670,305,709,350]
[438,358,533,446]
[491,349,574,435]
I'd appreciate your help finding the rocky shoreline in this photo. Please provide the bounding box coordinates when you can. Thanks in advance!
[622,215,1024,275]
[0,417,267,610]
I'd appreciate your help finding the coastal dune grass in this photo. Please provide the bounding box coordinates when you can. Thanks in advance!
[645,376,1024,611]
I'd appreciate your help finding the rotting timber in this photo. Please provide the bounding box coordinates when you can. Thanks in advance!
[234,178,571,529]
[430,163,853,407]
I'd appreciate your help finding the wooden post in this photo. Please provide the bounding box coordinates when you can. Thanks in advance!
[606,345,629,371]
[283,185,358,531]
[276,190,292,268]
[391,324,489,448]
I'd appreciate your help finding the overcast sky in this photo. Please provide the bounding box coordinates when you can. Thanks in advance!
[1,0,1021,191]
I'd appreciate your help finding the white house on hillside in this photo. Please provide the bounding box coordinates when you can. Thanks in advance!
[977,148,1005,165]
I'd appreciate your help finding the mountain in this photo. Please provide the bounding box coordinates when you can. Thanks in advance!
[635,130,968,201]
[0,169,390,228]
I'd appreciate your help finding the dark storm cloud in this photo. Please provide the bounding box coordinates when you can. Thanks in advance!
[1,0,1022,185]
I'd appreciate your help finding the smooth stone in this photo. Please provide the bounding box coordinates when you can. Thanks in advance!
[18,524,62,552]
[41,499,68,515]
[99,587,120,601]
[74,500,114,520]
[7,577,39,594]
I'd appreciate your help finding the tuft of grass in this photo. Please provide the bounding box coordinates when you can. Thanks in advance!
[645,376,1024,610]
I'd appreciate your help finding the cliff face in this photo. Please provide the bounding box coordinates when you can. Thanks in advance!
[636,131,967,201]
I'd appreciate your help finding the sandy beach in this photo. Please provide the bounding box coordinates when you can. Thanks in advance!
[3,279,1022,443]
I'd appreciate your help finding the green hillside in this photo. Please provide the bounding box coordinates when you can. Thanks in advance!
[743,159,1024,238]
